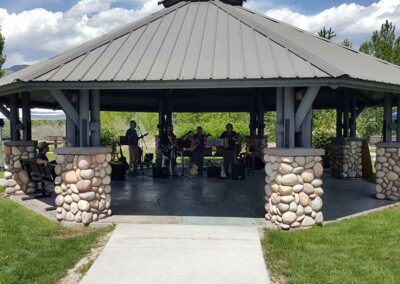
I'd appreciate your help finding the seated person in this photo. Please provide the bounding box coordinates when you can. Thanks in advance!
[35,142,56,178]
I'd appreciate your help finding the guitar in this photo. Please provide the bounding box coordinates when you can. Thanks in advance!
[128,133,148,145]
[118,143,130,171]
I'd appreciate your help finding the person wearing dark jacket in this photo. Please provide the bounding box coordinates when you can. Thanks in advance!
[159,125,177,177]
[220,123,238,173]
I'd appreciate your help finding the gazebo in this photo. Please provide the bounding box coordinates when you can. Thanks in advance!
[1,0,400,229]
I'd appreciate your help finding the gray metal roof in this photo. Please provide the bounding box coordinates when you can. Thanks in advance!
[1,0,400,89]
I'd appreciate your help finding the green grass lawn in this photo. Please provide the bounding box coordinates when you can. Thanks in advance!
[262,206,400,283]
[0,190,113,284]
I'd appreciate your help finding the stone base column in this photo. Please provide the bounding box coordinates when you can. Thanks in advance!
[54,147,112,225]
[246,136,268,159]
[3,141,37,195]
[330,138,363,178]
[264,148,325,230]
[375,142,400,201]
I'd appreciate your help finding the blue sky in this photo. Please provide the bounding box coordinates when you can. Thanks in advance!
[1,0,378,14]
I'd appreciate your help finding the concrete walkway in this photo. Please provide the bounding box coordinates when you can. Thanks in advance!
[80,224,270,284]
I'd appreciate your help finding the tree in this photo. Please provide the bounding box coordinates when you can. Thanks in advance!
[342,39,352,48]
[0,29,5,78]
[359,20,400,65]
[318,27,336,40]
[357,20,400,139]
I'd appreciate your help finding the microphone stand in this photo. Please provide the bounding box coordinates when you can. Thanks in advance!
[137,126,151,179]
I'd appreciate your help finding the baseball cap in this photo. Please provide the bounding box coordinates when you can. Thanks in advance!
[38,142,49,150]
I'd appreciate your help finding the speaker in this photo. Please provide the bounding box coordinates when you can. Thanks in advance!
[207,166,221,178]
[231,163,246,180]
[111,162,126,180]
[153,167,169,178]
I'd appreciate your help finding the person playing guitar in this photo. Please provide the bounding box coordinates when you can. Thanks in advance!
[125,120,140,175]
[159,124,177,177]
[219,123,239,175]
[191,126,206,176]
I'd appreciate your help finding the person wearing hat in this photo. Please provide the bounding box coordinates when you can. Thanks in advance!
[35,142,57,179]
[35,142,50,166]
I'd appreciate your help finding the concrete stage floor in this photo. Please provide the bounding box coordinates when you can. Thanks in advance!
[22,169,396,226]
[108,169,395,223]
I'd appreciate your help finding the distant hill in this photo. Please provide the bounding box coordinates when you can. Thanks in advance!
[3,64,30,76]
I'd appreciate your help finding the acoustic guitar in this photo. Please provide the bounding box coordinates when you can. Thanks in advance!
[118,143,130,171]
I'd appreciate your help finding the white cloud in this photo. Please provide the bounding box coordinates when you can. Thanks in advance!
[0,0,399,67]
[253,0,400,47]
[0,0,161,67]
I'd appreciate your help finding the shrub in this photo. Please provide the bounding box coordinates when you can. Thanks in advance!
[313,128,335,168]
[100,127,119,154]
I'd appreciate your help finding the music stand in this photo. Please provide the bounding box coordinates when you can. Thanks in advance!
[136,128,153,180]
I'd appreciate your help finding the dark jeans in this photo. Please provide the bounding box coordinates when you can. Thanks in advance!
[193,151,204,174]
[223,150,237,171]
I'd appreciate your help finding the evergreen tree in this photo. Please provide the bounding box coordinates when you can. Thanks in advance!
[0,29,5,77]
[318,27,336,40]
[342,39,352,48]
[359,20,400,65]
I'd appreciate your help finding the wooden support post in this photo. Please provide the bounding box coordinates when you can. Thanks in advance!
[0,105,10,120]
[284,87,295,148]
[397,95,400,142]
[295,86,320,131]
[66,115,77,147]
[276,87,284,148]
[158,96,165,137]
[257,93,265,136]
[249,94,256,136]
[21,92,31,141]
[90,90,100,147]
[301,108,312,148]
[350,95,357,137]
[79,90,90,147]
[166,112,172,126]
[9,95,19,141]
[336,106,343,138]
[343,92,350,137]
[50,89,79,126]
[383,93,392,142]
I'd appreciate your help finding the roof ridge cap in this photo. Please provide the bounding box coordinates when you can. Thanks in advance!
[19,1,189,82]
[214,1,345,77]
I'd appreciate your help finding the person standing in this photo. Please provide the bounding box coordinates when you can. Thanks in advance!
[220,123,238,174]
[159,124,177,177]
[191,126,206,176]
[125,120,139,175]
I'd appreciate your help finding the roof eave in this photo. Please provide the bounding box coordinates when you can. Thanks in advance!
[0,77,399,96]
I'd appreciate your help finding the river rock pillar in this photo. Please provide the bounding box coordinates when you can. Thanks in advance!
[264,148,325,230]
[3,141,37,195]
[246,136,268,159]
[330,138,363,178]
[54,147,112,225]
[375,142,400,201]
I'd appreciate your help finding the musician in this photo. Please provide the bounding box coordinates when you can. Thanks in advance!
[125,120,139,175]
[159,124,177,177]
[219,123,239,173]
[191,126,206,176]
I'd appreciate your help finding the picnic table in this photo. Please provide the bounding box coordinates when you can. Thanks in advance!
[46,136,66,148]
